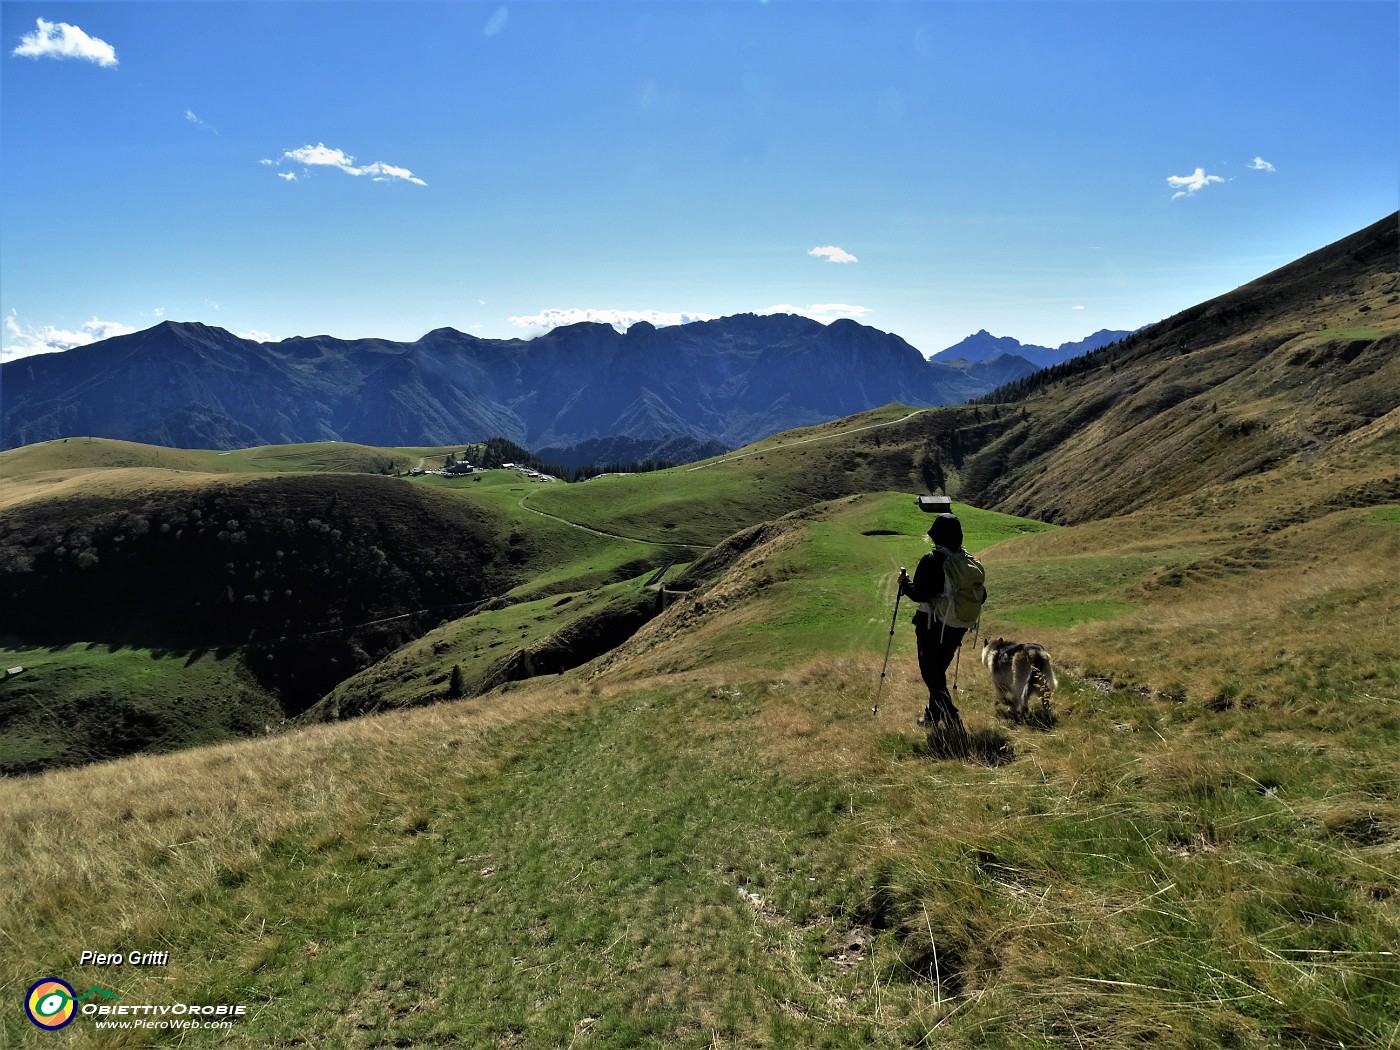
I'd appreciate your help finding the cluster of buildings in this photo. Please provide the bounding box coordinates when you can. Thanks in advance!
[406,458,556,482]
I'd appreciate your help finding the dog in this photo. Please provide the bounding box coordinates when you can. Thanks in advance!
[981,638,1058,720]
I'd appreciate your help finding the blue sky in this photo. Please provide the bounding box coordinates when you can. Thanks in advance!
[2,1,1396,363]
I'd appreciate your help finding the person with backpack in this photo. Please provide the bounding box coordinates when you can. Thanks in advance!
[898,511,986,728]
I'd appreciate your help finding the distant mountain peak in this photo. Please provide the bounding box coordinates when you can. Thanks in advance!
[933,327,1135,369]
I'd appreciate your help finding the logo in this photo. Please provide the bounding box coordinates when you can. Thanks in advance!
[25,979,77,1030]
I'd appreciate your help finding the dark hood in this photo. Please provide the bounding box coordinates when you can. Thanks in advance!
[928,513,963,549]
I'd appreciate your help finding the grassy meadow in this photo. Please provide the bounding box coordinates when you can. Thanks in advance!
[2,444,1397,1046]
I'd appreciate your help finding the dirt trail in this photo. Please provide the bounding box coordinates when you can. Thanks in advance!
[516,492,696,550]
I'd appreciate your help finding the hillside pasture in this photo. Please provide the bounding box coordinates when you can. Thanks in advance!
[1,482,1397,1048]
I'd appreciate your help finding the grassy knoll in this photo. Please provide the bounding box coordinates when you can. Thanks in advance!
[414,469,691,596]
[0,642,281,774]
[0,437,472,483]
[0,472,521,771]
[308,570,669,719]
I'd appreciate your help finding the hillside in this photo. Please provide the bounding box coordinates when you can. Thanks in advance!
[0,470,528,771]
[0,312,1035,454]
[1,478,1395,1046]
[957,212,1400,524]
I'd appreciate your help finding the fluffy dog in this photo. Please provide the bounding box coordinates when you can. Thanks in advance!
[981,638,1057,720]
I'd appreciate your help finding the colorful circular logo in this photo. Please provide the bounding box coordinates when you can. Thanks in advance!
[26,979,77,1030]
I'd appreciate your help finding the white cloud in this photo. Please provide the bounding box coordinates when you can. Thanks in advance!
[185,109,216,132]
[153,308,165,317]
[237,330,275,343]
[275,142,427,186]
[11,18,117,67]
[809,245,858,263]
[278,172,297,182]
[358,162,423,184]
[1249,156,1276,172]
[484,6,509,36]
[2,313,135,363]
[285,144,355,169]
[1167,167,1224,199]
[1072,305,1086,311]
[759,303,872,323]
[508,308,716,336]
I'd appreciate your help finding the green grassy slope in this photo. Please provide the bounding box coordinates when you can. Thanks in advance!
[0,643,282,775]
[521,404,990,547]
[0,436,475,482]
[306,570,667,720]
[2,480,1395,1048]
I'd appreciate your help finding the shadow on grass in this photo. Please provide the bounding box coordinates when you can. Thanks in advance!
[1016,705,1058,732]
[920,724,1015,766]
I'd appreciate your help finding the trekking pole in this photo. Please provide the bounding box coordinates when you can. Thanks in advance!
[873,569,905,716]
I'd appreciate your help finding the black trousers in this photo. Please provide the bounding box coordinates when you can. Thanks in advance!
[914,614,966,722]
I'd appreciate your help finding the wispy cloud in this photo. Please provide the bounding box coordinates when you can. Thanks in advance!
[508,308,716,336]
[278,172,297,182]
[2,312,135,363]
[759,303,872,322]
[1249,156,1276,172]
[11,18,117,67]
[271,143,427,186]
[1167,167,1224,199]
[809,245,858,263]
[185,109,216,133]
[484,6,509,36]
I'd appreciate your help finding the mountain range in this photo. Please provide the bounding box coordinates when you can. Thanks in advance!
[1,313,1043,456]
[931,328,1133,369]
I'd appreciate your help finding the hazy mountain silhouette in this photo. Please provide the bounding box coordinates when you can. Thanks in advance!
[931,328,1133,369]
[1,313,1039,453]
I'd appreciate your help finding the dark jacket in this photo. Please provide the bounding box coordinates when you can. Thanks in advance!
[901,513,966,629]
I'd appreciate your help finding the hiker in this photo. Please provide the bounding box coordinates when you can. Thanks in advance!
[899,511,984,728]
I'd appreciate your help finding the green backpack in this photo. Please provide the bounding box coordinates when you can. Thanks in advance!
[933,545,987,630]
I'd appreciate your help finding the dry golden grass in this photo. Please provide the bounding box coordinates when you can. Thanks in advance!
[0,466,257,511]
[0,675,587,989]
